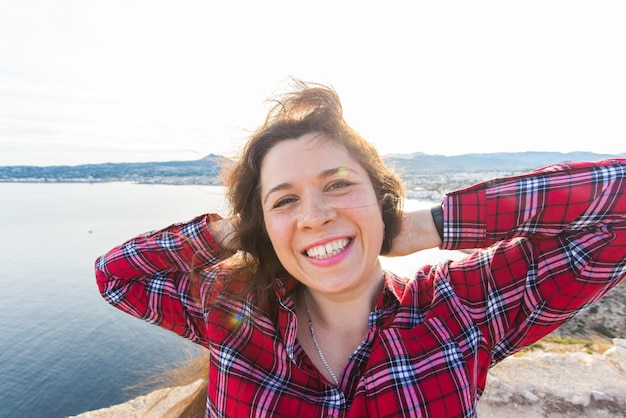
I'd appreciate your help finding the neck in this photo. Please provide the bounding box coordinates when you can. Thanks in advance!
[296,271,385,386]
[300,273,384,331]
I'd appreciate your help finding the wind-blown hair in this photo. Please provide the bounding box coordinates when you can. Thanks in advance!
[222,81,405,307]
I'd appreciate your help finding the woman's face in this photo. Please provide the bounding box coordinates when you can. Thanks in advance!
[260,132,385,297]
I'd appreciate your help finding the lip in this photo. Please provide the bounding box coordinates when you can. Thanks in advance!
[301,236,355,266]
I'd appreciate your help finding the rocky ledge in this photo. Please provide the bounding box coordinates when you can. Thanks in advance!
[477,338,626,417]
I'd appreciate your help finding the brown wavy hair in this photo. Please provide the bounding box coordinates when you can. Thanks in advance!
[223,80,405,307]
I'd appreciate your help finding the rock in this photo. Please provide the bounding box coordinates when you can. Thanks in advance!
[568,394,591,407]
[605,338,626,373]
[70,379,205,418]
[592,391,615,402]
[520,390,540,404]
[478,341,626,417]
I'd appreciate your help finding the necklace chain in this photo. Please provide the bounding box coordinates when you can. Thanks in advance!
[303,292,340,386]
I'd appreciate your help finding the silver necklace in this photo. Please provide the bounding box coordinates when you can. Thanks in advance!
[303,292,340,386]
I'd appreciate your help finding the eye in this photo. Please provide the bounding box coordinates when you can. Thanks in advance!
[326,180,353,192]
[271,196,298,209]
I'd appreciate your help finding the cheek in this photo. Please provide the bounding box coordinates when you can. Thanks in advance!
[263,215,290,252]
[361,206,385,241]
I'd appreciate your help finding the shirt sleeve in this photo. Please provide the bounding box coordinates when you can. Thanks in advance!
[94,213,230,346]
[440,159,626,360]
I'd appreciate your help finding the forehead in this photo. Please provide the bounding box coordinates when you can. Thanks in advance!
[260,134,365,185]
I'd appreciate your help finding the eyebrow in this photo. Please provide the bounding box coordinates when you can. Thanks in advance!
[263,166,356,205]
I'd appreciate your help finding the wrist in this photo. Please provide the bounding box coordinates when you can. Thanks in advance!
[387,209,442,257]
[430,204,444,242]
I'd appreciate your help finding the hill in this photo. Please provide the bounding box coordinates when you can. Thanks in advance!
[385,151,625,172]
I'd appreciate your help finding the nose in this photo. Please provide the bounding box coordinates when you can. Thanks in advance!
[297,193,337,230]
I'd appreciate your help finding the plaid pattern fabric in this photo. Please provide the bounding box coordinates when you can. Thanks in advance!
[95,159,626,417]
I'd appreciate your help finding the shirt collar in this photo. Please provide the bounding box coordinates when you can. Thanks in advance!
[379,270,408,306]
[273,271,411,360]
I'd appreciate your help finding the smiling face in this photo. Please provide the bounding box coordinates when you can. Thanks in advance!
[260,132,385,297]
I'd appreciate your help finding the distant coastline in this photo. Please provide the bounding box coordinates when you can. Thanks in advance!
[2,151,624,203]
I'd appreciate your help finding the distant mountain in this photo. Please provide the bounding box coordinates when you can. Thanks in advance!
[0,151,623,183]
[0,155,224,183]
[385,151,625,172]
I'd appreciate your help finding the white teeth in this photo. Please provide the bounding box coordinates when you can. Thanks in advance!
[305,238,350,259]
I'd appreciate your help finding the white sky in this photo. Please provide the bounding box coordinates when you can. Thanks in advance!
[1,0,625,166]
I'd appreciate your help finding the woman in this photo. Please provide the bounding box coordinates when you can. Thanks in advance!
[96,82,626,417]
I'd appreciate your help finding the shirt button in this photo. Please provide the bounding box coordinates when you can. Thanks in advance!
[376,317,385,327]
[351,368,362,377]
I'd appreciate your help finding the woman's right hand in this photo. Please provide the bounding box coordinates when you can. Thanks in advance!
[208,215,240,253]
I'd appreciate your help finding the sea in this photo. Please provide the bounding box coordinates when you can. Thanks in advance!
[0,182,456,417]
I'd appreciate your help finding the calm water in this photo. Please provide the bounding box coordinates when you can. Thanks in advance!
[0,182,450,417]
[0,183,229,417]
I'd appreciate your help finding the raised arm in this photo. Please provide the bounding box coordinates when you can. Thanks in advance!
[436,159,626,359]
[443,159,626,249]
[95,213,237,346]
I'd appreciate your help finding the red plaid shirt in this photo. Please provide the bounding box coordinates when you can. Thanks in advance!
[96,159,626,417]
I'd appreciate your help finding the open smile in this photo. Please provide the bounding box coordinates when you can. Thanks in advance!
[304,238,352,260]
